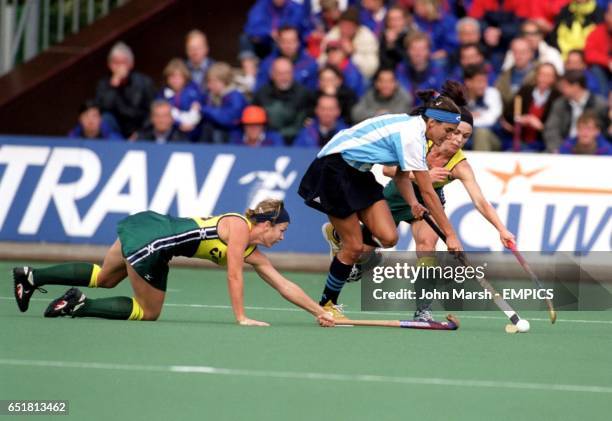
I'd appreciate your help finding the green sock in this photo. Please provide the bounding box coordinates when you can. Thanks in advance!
[72,296,139,320]
[32,263,98,288]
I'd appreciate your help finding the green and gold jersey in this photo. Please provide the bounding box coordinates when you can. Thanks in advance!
[191,213,257,266]
[119,211,256,269]
[426,140,466,189]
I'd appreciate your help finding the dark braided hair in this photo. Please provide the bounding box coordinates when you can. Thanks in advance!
[409,80,466,119]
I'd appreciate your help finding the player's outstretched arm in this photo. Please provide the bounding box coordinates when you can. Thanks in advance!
[246,250,334,327]
[226,218,269,326]
[452,161,515,248]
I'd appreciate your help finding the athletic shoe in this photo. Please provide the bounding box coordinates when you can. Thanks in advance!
[321,300,347,320]
[346,264,362,283]
[44,288,86,318]
[13,266,47,312]
[321,223,341,258]
[413,308,434,322]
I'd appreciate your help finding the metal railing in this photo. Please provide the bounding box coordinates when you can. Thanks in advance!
[0,0,129,75]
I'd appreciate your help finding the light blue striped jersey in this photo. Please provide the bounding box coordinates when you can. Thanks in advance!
[317,114,428,172]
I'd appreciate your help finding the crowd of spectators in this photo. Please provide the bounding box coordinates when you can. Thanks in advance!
[69,0,611,155]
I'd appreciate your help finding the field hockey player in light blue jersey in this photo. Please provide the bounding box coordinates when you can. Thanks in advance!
[298,80,467,318]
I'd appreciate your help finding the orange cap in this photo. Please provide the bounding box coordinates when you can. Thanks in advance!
[241,105,267,124]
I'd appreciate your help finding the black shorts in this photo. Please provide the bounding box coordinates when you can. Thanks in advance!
[298,154,384,219]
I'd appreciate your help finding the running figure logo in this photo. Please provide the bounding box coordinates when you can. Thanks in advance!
[238,157,297,208]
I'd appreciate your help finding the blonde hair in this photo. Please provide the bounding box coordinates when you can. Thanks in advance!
[206,62,233,86]
[245,199,284,223]
[163,58,191,81]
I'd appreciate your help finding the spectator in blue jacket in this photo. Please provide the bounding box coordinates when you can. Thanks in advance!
[241,0,306,59]
[256,26,319,91]
[184,29,215,89]
[359,0,387,37]
[200,62,248,143]
[395,31,445,101]
[295,94,347,147]
[412,0,458,67]
[158,58,202,140]
[324,40,365,97]
[229,105,284,147]
[68,100,123,140]
[559,111,611,155]
[564,49,607,99]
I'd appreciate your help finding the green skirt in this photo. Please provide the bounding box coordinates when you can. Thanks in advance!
[117,211,199,291]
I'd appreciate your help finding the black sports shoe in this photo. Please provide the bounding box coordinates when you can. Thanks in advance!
[13,267,47,312]
[44,288,86,318]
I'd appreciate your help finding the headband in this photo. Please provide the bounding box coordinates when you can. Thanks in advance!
[253,205,291,224]
[424,108,461,124]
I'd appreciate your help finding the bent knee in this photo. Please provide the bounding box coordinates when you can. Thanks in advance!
[378,232,399,248]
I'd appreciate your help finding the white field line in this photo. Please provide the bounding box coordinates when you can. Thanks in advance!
[1,296,611,324]
[1,358,611,394]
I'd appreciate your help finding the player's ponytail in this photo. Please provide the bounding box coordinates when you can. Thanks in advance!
[410,79,462,123]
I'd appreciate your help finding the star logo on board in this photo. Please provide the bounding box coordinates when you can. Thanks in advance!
[487,161,612,196]
[487,162,546,194]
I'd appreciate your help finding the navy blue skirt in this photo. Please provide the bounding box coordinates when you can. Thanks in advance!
[298,154,384,219]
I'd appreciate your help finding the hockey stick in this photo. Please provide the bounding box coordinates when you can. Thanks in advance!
[508,241,557,324]
[422,213,522,326]
[335,314,459,330]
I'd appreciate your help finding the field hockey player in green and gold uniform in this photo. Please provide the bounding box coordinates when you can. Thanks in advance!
[13,199,334,327]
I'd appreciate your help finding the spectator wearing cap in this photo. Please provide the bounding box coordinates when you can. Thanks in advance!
[295,94,347,147]
[360,0,387,37]
[256,26,319,91]
[319,6,379,78]
[316,65,357,125]
[395,31,445,101]
[200,62,248,144]
[241,0,306,59]
[253,57,313,145]
[136,100,188,143]
[158,58,202,141]
[323,40,364,97]
[184,29,215,89]
[463,64,503,151]
[543,70,609,152]
[351,67,412,123]
[94,42,155,138]
[501,20,564,76]
[229,105,284,147]
[559,110,611,155]
[68,100,123,140]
